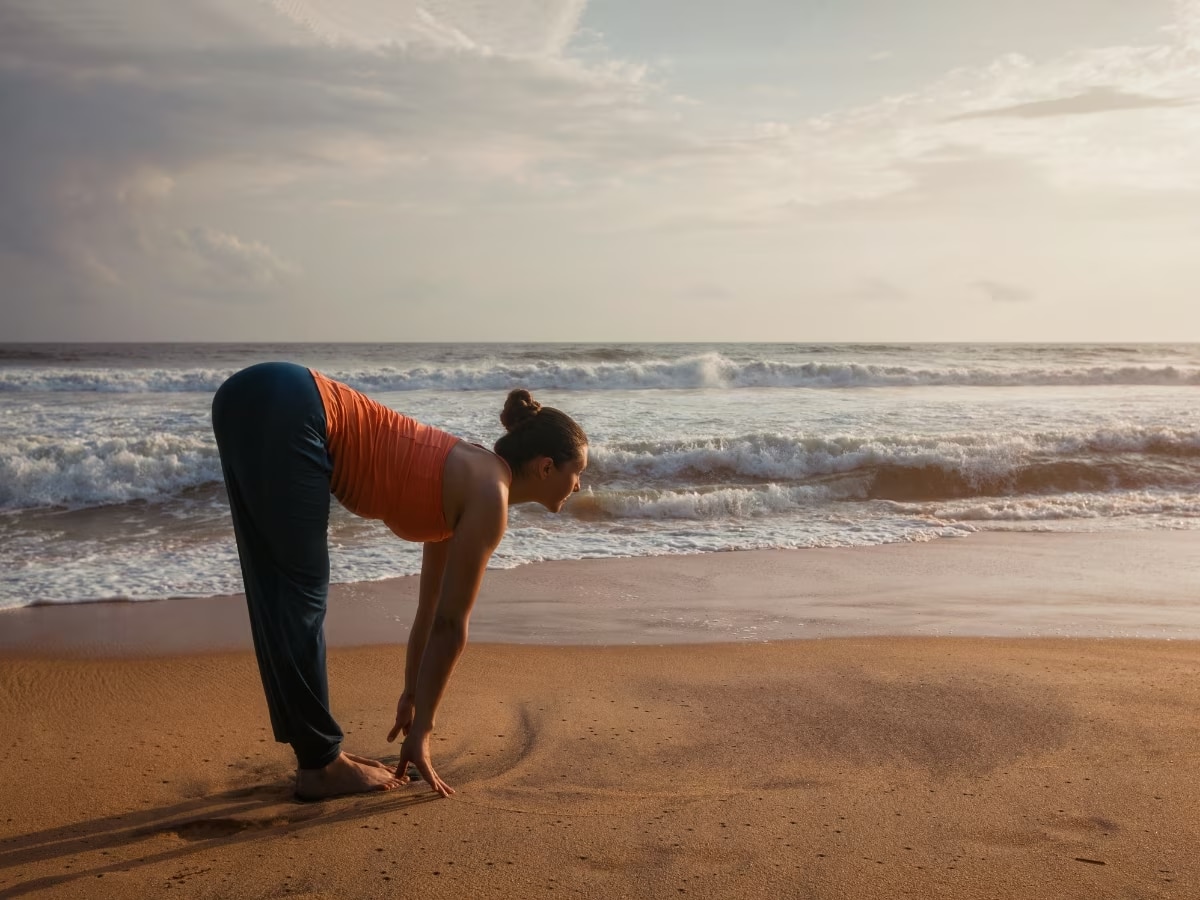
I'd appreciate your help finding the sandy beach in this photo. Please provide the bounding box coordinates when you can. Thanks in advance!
[7,0,1200,889]
[2,535,1199,898]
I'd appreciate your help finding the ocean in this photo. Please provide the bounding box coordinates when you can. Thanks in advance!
[3,342,1199,611]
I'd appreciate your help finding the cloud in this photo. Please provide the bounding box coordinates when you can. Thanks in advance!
[709,44,1197,235]
[0,0,661,319]
[267,0,588,57]
[972,280,1034,303]
[606,0,1200,241]
[170,226,298,293]
[1169,0,1200,49]
[949,86,1194,120]
[4,0,1200,338]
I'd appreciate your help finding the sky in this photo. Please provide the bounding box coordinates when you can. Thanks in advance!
[2,0,1199,342]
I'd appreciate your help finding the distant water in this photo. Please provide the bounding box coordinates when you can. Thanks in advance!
[3,342,1199,610]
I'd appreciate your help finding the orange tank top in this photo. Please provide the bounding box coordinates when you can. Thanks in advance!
[309,369,460,542]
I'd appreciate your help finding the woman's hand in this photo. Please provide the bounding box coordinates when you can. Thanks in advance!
[386,692,416,743]
[397,728,455,798]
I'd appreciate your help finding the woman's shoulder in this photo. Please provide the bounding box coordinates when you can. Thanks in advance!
[441,442,509,540]
[444,442,511,504]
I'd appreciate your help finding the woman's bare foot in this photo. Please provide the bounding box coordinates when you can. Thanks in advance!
[294,751,403,801]
[343,752,391,770]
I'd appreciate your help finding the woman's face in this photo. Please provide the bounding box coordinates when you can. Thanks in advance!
[538,446,588,513]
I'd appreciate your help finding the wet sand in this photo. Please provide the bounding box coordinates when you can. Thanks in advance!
[2,535,1199,898]
[4,532,1200,655]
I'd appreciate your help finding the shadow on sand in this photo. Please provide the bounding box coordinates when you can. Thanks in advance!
[0,760,439,898]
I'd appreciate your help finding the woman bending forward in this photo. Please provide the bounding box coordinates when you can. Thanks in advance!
[211,362,588,800]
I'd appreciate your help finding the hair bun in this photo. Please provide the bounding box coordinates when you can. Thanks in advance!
[500,389,542,431]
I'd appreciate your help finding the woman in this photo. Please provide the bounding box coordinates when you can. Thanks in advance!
[211,362,588,800]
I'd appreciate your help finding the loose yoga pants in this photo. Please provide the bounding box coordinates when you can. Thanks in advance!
[211,362,343,769]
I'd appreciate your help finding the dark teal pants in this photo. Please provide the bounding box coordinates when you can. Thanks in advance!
[211,362,342,769]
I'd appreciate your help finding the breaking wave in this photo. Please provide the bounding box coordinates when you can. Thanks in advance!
[4,354,1200,393]
[7,424,1198,512]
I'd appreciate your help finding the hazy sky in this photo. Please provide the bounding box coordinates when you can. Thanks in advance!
[2,0,1199,341]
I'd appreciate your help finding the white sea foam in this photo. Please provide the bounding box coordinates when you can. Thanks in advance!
[576,483,1200,523]
[0,503,973,609]
[0,433,222,509]
[592,427,1200,487]
[895,490,1200,522]
[4,424,1198,511]
[0,368,236,393]
[4,342,1200,610]
[4,356,1200,393]
[572,483,840,520]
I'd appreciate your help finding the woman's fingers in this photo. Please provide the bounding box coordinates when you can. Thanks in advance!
[395,746,411,782]
[395,746,421,786]
[425,776,452,797]
[393,727,453,797]
[388,696,416,743]
[417,760,454,798]
[397,744,453,797]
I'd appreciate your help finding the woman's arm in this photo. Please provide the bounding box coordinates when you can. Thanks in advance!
[399,486,506,795]
[387,540,450,742]
[405,540,450,697]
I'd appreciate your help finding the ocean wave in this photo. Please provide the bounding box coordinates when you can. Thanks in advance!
[5,354,1200,393]
[859,458,1197,502]
[568,479,1200,522]
[567,484,838,520]
[0,368,236,393]
[0,434,223,510]
[5,424,1199,512]
[592,427,1200,501]
[594,427,1200,479]
[894,491,1200,522]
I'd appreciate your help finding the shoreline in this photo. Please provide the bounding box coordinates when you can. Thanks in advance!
[4,530,1200,657]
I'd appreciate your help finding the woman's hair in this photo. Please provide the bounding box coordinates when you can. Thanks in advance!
[494,389,587,474]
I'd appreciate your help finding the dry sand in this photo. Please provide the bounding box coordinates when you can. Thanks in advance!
[2,537,1199,898]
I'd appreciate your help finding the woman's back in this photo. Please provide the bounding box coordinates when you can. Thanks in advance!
[309,369,459,542]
